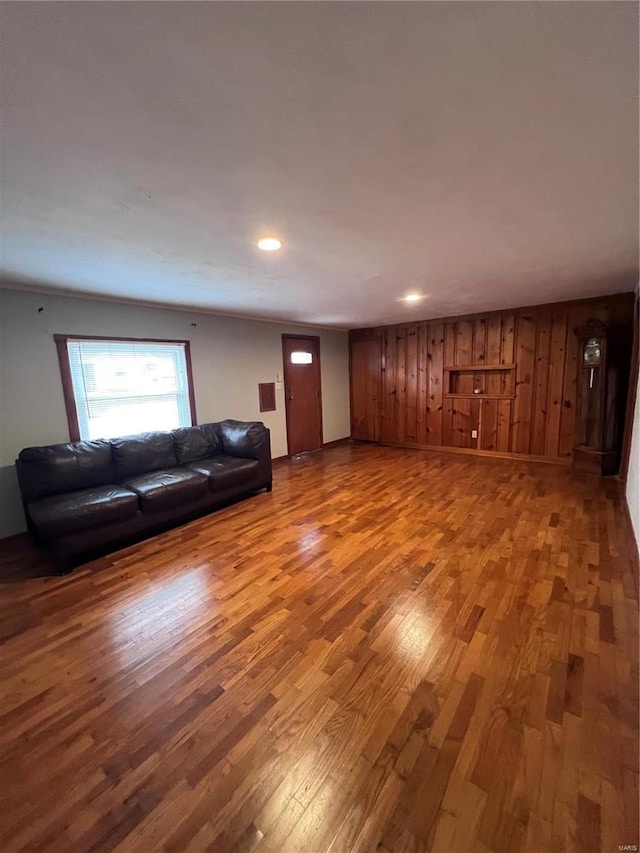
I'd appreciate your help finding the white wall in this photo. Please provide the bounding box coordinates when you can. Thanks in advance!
[0,288,350,537]
[626,350,640,549]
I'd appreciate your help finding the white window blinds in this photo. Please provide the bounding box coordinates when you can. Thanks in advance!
[67,339,192,441]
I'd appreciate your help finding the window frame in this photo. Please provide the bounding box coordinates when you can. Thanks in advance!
[54,334,197,442]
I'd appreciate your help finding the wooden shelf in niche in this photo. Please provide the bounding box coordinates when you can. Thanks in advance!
[443,364,516,371]
[444,364,516,398]
[444,393,516,400]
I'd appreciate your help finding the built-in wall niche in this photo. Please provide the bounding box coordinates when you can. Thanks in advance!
[444,364,516,399]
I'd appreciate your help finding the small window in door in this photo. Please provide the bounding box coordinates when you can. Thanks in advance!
[290,351,313,364]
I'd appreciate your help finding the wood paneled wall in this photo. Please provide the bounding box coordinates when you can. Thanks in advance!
[349,294,634,461]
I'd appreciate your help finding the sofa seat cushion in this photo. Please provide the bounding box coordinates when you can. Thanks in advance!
[186,455,260,492]
[123,467,208,513]
[28,485,139,538]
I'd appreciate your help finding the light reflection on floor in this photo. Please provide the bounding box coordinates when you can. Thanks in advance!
[295,527,324,552]
[107,566,211,667]
[395,606,436,660]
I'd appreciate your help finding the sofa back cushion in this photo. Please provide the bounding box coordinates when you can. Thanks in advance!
[111,432,177,480]
[16,439,115,502]
[173,424,222,464]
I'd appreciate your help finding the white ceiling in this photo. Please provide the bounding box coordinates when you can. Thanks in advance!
[1,2,638,328]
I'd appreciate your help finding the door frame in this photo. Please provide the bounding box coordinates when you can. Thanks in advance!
[282,334,324,456]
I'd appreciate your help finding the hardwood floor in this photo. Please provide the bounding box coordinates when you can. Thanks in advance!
[0,443,638,853]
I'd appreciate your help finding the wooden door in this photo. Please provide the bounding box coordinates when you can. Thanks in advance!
[282,335,323,455]
[350,336,381,441]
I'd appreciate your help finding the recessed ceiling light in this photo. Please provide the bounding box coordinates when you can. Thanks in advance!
[257,237,282,251]
[404,293,422,303]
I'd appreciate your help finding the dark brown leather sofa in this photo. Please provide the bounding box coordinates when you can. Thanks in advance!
[16,420,272,572]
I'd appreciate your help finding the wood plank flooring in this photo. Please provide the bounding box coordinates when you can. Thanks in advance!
[0,443,638,853]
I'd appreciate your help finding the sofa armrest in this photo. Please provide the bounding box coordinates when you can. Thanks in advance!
[219,420,270,462]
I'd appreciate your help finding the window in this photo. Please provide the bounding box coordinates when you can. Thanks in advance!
[290,351,313,364]
[55,335,196,441]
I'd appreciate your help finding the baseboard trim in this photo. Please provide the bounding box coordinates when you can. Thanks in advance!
[620,487,640,587]
[272,437,352,463]
[353,438,568,466]
[0,531,29,546]
[322,437,353,450]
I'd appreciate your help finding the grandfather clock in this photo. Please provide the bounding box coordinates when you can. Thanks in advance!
[572,319,619,475]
